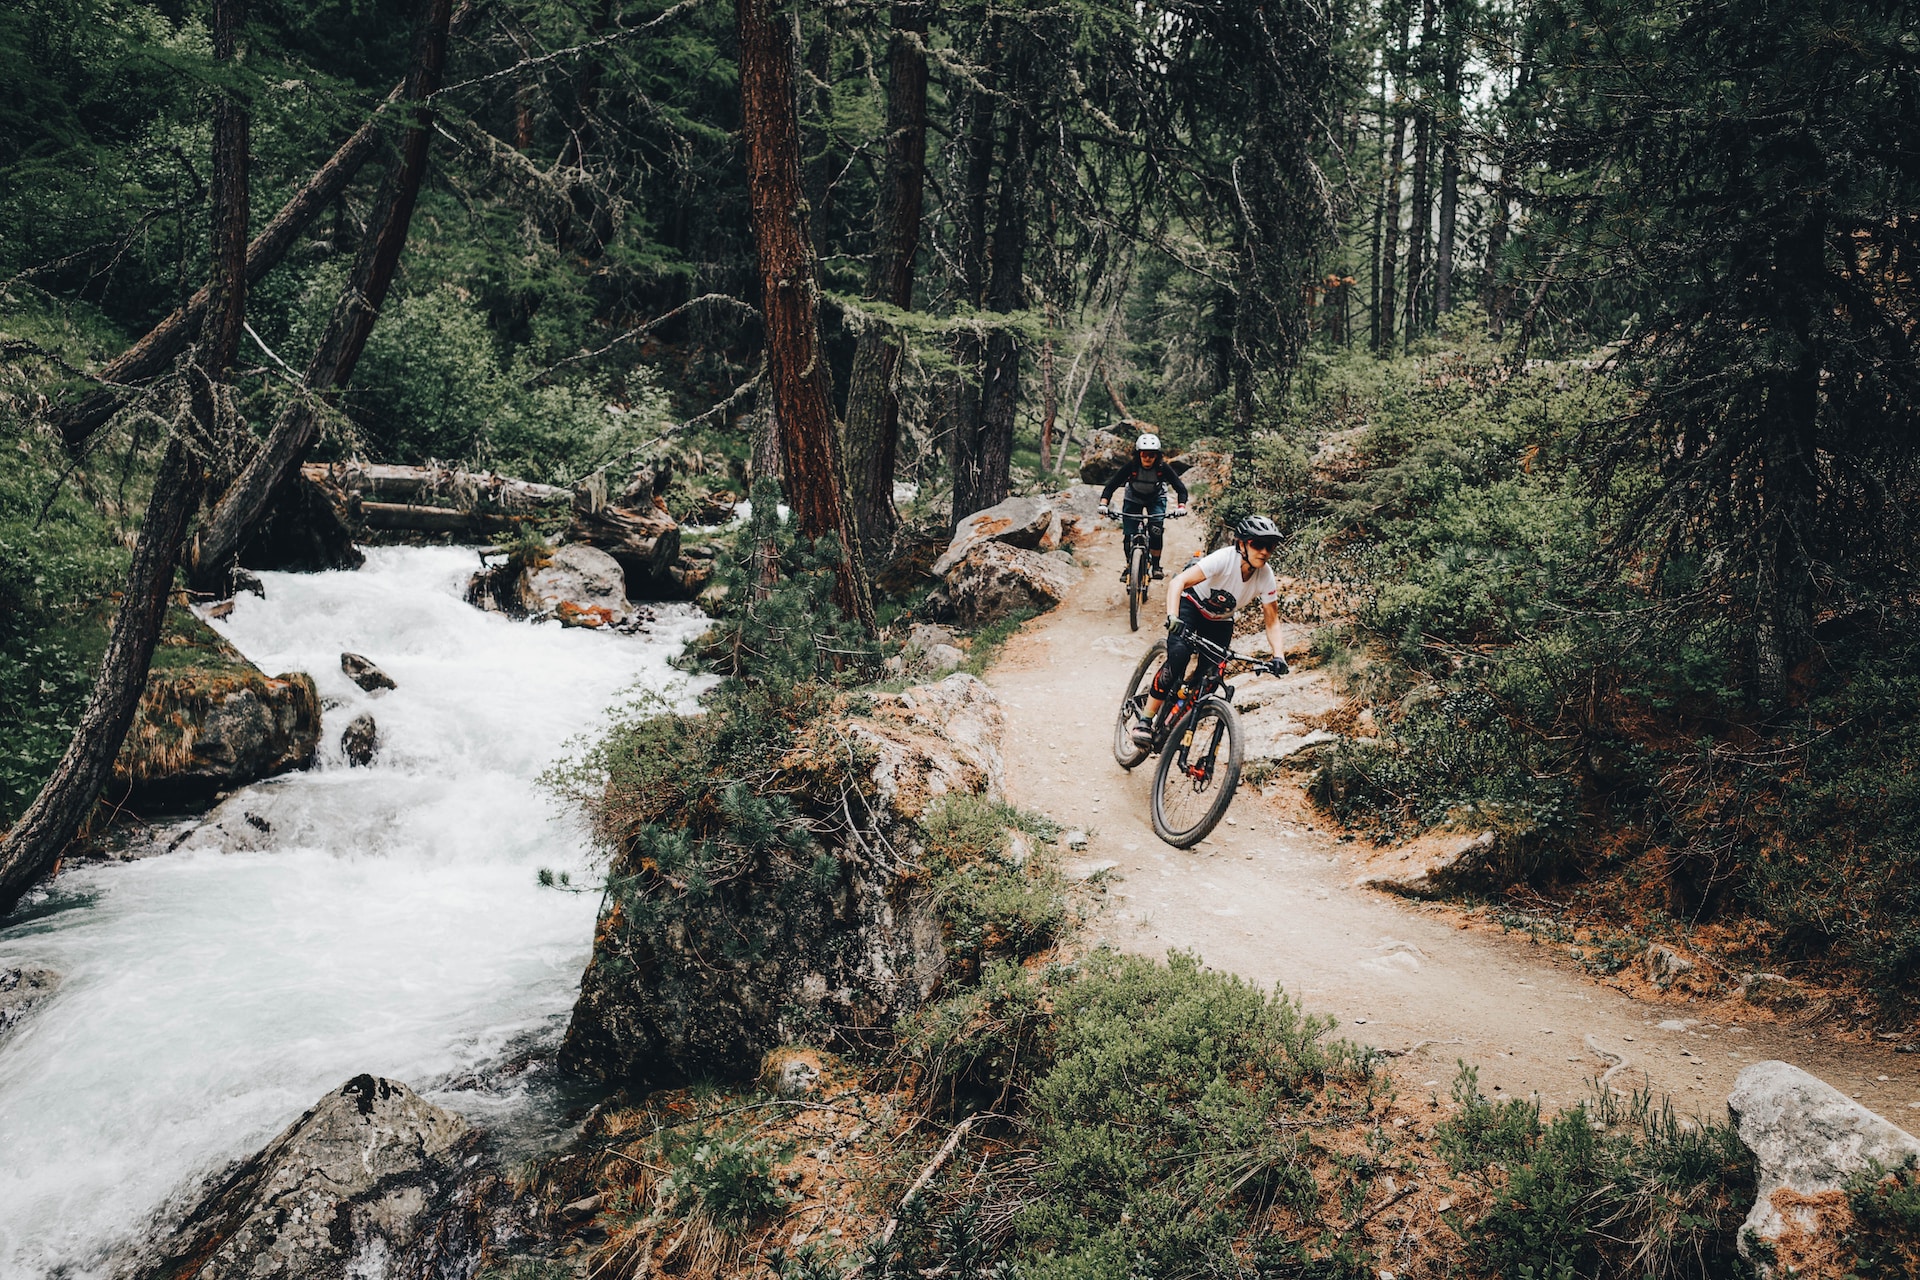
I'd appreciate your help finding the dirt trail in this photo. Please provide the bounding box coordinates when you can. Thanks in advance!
[985,516,1920,1119]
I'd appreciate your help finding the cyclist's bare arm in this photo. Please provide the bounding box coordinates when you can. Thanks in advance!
[1167,561,1209,624]
[1261,600,1286,664]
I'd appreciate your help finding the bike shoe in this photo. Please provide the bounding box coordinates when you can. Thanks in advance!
[1150,563,1165,580]
[1129,717,1155,747]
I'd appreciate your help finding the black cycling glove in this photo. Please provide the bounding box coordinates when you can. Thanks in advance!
[1265,656,1290,678]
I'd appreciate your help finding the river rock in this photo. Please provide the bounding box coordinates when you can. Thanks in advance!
[135,1074,484,1280]
[931,541,1083,626]
[560,674,1005,1089]
[566,502,682,598]
[0,966,59,1041]
[1728,1060,1920,1275]
[115,663,321,815]
[341,713,378,768]
[526,543,632,628]
[340,652,396,692]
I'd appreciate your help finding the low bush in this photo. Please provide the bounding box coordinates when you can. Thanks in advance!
[1846,1156,1920,1278]
[1437,1067,1755,1280]
[922,796,1066,980]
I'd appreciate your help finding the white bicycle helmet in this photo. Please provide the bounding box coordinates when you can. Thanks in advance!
[1135,431,1161,452]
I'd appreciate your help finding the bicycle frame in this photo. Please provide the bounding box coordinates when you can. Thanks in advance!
[1145,630,1249,755]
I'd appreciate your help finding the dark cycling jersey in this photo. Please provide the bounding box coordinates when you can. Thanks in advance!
[1101,458,1190,509]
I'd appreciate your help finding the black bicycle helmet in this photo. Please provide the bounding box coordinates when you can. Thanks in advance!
[1235,514,1282,545]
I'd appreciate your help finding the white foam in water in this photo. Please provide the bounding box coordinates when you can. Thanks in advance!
[0,546,711,1277]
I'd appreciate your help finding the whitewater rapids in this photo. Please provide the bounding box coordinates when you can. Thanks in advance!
[0,546,710,1277]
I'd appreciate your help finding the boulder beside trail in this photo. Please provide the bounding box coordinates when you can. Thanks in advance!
[933,486,1105,577]
[132,1074,517,1280]
[560,674,1005,1089]
[1078,429,1134,485]
[1728,1060,1920,1276]
[930,542,1083,626]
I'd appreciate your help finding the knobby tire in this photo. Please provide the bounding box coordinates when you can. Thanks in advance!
[1113,639,1166,770]
[1128,545,1147,631]
[1150,695,1243,847]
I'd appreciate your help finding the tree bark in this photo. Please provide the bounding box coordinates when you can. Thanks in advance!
[1038,300,1057,472]
[0,0,250,916]
[737,0,876,634]
[972,109,1037,516]
[1368,49,1387,352]
[1482,168,1510,337]
[1401,0,1435,349]
[189,0,454,595]
[842,1,929,566]
[1432,5,1463,318]
[1376,10,1411,355]
[944,60,999,529]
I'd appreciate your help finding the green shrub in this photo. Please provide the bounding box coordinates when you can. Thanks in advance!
[1013,951,1378,1279]
[1437,1068,1756,1280]
[922,796,1066,977]
[0,366,129,826]
[692,476,882,688]
[1846,1156,1920,1278]
[1311,687,1581,879]
[896,957,1064,1117]
[653,1126,788,1228]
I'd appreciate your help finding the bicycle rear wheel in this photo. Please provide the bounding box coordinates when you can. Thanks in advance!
[1150,695,1243,847]
[1128,545,1147,631]
[1112,639,1167,770]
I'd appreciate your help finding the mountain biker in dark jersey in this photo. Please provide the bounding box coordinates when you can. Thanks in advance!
[1130,514,1290,746]
[1098,432,1189,580]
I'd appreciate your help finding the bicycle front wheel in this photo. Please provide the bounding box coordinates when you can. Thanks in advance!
[1112,639,1167,770]
[1150,695,1243,848]
[1128,545,1147,631]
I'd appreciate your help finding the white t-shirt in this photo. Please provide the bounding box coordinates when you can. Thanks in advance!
[1186,545,1278,613]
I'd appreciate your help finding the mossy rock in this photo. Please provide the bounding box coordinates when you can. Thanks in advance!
[109,606,321,813]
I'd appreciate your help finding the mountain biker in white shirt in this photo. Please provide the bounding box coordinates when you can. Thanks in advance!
[1130,514,1290,746]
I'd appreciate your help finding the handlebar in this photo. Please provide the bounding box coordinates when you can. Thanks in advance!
[1167,623,1286,674]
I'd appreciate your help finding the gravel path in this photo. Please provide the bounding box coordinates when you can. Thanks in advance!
[983,516,1920,1119]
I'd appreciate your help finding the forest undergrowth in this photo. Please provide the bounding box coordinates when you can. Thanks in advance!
[508,521,1763,1280]
[1240,318,1920,1030]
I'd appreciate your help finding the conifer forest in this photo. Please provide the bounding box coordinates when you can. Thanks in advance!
[3,1,1920,1277]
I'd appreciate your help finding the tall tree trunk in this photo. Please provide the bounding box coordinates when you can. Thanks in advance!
[1401,0,1434,349]
[1368,50,1387,352]
[1376,10,1411,355]
[1432,14,1463,318]
[1038,299,1057,472]
[45,0,475,453]
[842,1,929,566]
[190,0,454,595]
[1482,168,1510,337]
[736,0,876,633]
[944,62,999,529]
[973,110,1037,515]
[0,0,251,916]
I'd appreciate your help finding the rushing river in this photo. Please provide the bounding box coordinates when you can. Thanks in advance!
[0,546,709,1278]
